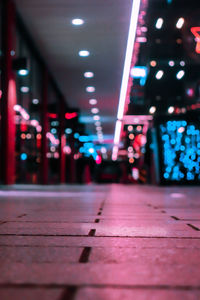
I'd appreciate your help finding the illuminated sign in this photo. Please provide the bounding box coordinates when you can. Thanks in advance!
[191,27,200,54]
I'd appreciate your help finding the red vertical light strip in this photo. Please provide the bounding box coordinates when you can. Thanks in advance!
[59,99,66,183]
[41,69,48,184]
[1,0,16,184]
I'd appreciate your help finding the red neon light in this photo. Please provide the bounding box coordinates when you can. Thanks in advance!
[48,113,57,119]
[65,112,78,119]
[191,27,200,54]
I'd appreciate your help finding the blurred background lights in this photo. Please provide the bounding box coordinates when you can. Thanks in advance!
[155,18,164,29]
[176,17,184,29]
[149,106,156,114]
[86,86,95,93]
[84,71,94,78]
[176,70,185,79]
[79,50,90,57]
[91,107,99,114]
[155,70,164,79]
[72,18,84,26]
[168,106,175,114]
[89,99,97,105]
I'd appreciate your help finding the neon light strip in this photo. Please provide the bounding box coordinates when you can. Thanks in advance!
[112,0,141,158]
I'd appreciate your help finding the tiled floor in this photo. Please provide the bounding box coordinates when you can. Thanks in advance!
[0,184,200,300]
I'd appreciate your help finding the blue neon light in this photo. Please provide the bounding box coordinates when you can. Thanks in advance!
[160,120,200,181]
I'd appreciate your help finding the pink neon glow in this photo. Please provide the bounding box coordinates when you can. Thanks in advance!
[46,132,60,145]
[191,27,200,54]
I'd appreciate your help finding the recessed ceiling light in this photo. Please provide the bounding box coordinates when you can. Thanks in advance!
[155,18,163,29]
[72,18,84,26]
[91,107,99,114]
[89,99,97,105]
[79,50,90,57]
[32,98,39,104]
[84,71,94,78]
[149,106,156,114]
[168,60,175,67]
[176,70,185,79]
[168,106,174,114]
[155,70,164,80]
[20,86,29,93]
[176,18,184,29]
[93,115,100,121]
[86,86,95,93]
[150,60,157,67]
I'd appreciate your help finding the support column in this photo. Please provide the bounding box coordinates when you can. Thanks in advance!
[1,0,16,184]
[59,99,66,183]
[41,69,48,184]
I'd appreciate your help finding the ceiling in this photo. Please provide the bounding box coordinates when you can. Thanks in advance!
[14,0,133,143]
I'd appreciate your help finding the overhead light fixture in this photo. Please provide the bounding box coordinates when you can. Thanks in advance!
[84,71,94,78]
[91,107,99,114]
[93,115,100,121]
[176,18,184,29]
[18,69,29,76]
[155,18,163,29]
[89,99,97,105]
[113,0,141,159]
[168,60,175,67]
[168,106,174,114]
[150,60,157,67]
[72,18,84,26]
[20,86,29,93]
[149,106,156,114]
[86,86,95,93]
[79,50,90,57]
[155,70,164,80]
[32,98,39,104]
[176,70,185,79]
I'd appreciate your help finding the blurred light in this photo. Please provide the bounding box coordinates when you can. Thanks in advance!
[51,128,57,134]
[26,133,31,139]
[132,168,139,179]
[150,60,157,67]
[168,60,175,67]
[20,86,29,93]
[74,133,80,139]
[65,128,72,134]
[10,50,15,56]
[129,158,135,163]
[63,145,72,154]
[96,155,102,164]
[178,127,185,133]
[93,115,100,121]
[96,126,102,131]
[86,86,95,93]
[136,125,142,131]
[168,106,174,114]
[21,153,27,160]
[191,27,200,54]
[141,26,148,32]
[21,133,26,139]
[79,50,90,57]
[50,146,56,152]
[176,18,184,29]
[88,148,95,154]
[116,0,141,121]
[155,18,163,29]
[176,38,182,44]
[149,106,156,114]
[128,125,133,132]
[180,60,185,66]
[32,98,39,104]
[130,66,147,78]
[18,69,29,76]
[89,99,97,105]
[36,125,42,132]
[186,88,194,97]
[176,70,185,79]
[72,18,84,26]
[91,107,99,114]
[136,37,147,43]
[114,120,122,144]
[84,71,94,78]
[95,121,101,126]
[37,134,42,139]
[101,147,107,154]
[14,104,21,112]
[155,70,164,80]
[129,133,134,140]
